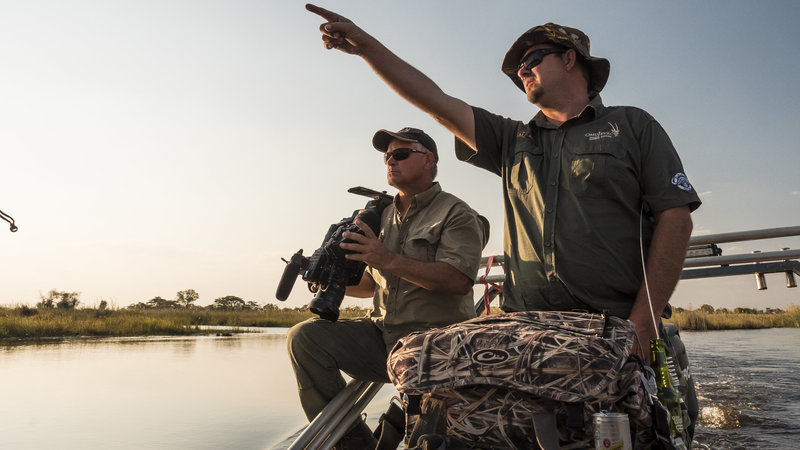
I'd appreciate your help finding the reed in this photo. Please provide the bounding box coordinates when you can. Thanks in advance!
[0,305,373,339]
[666,305,800,331]
[3,303,798,339]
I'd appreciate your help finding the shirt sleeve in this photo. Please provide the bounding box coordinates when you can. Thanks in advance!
[638,115,702,213]
[435,201,489,280]
[455,106,522,177]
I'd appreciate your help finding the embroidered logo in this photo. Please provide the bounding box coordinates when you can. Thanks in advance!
[472,349,510,365]
[671,172,693,191]
[584,122,620,141]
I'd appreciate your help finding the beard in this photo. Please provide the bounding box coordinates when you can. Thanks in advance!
[526,84,544,104]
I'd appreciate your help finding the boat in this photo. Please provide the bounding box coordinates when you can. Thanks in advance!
[271,225,800,449]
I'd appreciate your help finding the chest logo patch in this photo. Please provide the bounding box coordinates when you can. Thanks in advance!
[584,122,620,141]
[671,172,693,191]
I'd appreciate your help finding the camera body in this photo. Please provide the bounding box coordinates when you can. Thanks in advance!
[276,187,394,322]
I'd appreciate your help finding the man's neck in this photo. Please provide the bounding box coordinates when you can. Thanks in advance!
[395,182,433,217]
[538,90,590,126]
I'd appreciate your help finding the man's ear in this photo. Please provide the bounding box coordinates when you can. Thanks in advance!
[563,49,577,70]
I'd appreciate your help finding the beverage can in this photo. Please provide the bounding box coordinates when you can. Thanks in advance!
[593,411,632,450]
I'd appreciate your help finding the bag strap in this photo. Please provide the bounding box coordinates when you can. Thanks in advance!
[407,396,448,448]
[531,412,560,450]
[374,397,406,450]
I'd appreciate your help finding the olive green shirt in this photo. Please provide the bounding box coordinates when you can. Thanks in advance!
[455,96,701,317]
[366,182,489,348]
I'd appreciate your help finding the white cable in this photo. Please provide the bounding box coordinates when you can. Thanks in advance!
[639,203,661,340]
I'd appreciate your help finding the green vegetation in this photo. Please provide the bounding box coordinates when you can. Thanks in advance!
[3,290,798,340]
[1,289,371,340]
[667,305,800,331]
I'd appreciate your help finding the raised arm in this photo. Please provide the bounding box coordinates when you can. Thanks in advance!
[306,4,477,149]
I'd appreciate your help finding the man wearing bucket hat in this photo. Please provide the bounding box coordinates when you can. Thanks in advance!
[287,126,488,448]
[306,5,701,367]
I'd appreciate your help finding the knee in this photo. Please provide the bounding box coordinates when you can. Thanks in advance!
[286,318,326,356]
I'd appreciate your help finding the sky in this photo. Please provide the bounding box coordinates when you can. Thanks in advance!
[2,0,799,311]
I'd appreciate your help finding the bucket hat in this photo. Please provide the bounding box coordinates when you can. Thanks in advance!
[501,23,610,97]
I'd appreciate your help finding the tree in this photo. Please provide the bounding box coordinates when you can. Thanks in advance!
[38,290,80,310]
[245,301,261,311]
[146,296,178,309]
[699,304,715,314]
[176,289,199,309]
[211,296,245,311]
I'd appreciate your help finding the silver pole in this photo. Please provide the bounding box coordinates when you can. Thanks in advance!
[683,249,800,268]
[689,225,800,246]
[287,379,371,450]
[309,382,384,448]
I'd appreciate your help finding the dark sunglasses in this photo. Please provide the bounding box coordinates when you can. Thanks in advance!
[384,147,428,163]
[518,47,567,71]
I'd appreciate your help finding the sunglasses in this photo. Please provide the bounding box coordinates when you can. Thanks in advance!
[384,147,428,163]
[518,47,567,71]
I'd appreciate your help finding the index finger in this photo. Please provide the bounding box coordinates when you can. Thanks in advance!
[305,3,344,22]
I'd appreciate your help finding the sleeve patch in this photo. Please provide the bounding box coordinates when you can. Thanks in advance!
[671,172,693,192]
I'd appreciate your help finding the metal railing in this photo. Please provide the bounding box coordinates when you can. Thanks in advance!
[476,226,800,289]
[680,226,800,289]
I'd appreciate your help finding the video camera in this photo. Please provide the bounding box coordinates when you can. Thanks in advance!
[275,186,394,322]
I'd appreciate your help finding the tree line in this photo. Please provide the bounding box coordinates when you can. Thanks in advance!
[672,304,789,315]
[33,289,286,312]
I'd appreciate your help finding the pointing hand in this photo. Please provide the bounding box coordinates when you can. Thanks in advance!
[306,4,367,55]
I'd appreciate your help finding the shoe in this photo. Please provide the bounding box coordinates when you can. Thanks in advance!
[332,419,377,450]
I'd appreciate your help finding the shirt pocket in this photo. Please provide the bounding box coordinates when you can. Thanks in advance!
[509,147,544,195]
[568,141,620,198]
[403,228,439,262]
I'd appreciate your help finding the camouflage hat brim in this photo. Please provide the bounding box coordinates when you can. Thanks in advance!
[501,23,610,97]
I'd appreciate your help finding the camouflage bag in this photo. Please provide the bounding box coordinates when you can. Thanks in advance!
[387,311,654,449]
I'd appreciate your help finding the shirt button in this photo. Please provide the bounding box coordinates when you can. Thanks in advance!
[550,181,556,186]
[546,208,553,213]
[544,241,551,247]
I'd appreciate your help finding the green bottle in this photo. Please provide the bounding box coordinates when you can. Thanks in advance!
[650,338,687,448]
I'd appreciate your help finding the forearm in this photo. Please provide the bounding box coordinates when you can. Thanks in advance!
[357,36,476,147]
[628,206,693,359]
[345,273,376,298]
[384,255,473,295]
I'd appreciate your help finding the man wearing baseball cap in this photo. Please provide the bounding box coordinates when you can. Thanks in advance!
[305,5,701,373]
[287,126,488,448]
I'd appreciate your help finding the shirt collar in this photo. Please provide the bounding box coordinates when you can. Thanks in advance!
[393,182,441,219]
[531,95,605,129]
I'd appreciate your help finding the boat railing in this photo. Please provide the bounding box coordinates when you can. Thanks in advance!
[476,225,800,290]
[280,225,799,449]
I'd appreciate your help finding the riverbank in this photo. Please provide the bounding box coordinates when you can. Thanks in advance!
[0,305,369,340]
[2,304,798,340]
[667,305,800,330]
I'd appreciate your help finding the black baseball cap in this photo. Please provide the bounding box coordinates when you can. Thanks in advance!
[372,127,438,162]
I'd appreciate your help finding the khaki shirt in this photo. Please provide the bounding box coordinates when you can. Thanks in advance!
[455,96,701,317]
[366,183,489,349]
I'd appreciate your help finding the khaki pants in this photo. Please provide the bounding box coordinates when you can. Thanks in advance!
[286,317,391,421]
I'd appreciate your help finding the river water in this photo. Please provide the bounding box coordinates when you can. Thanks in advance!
[1,327,797,449]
